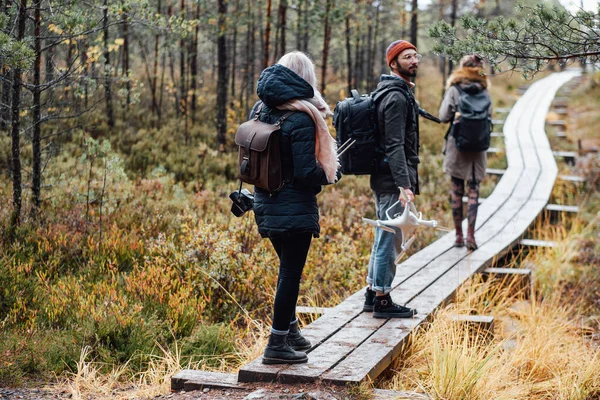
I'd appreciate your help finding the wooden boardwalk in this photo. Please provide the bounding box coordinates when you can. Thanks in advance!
[174,70,581,389]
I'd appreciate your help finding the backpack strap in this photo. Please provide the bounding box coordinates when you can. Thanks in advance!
[444,85,461,141]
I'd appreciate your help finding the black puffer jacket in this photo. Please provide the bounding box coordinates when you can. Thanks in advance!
[370,75,420,194]
[252,64,332,238]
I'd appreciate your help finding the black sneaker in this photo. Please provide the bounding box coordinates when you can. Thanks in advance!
[363,288,376,312]
[373,294,417,318]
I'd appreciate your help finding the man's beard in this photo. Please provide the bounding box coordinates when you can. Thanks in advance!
[398,66,417,77]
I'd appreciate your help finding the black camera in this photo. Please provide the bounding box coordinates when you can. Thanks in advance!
[229,188,254,217]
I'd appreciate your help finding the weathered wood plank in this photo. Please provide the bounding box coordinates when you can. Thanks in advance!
[519,239,558,248]
[453,315,495,335]
[172,370,243,391]
[559,174,585,183]
[545,204,579,213]
[277,313,387,383]
[486,168,506,176]
[296,306,331,315]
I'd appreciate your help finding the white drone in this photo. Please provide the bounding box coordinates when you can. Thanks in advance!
[363,188,451,263]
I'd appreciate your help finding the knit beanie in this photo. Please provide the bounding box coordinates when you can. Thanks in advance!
[386,40,417,67]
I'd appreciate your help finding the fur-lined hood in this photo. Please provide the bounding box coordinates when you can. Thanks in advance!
[446,67,489,90]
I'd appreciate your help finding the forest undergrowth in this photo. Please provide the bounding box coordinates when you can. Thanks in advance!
[0,64,598,399]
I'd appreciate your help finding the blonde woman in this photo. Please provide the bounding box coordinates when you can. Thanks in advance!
[251,51,339,364]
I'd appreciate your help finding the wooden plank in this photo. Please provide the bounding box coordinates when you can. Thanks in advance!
[491,131,504,137]
[323,254,493,385]
[321,315,427,385]
[519,239,558,248]
[492,119,505,125]
[372,389,432,400]
[453,315,495,335]
[277,313,387,383]
[482,268,533,298]
[486,168,506,176]
[547,120,566,127]
[486,147,504,154]
[559,174,585,183]
[545,204,579,213]
[172,370,243,391]
[555,131,567,138]
[296,306,331,315]
[494,107,511,113]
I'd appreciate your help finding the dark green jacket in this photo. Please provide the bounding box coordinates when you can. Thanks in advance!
[252,64,333,238]
[370,75,420,194]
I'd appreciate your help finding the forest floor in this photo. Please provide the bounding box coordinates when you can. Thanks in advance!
[0,381,392,399]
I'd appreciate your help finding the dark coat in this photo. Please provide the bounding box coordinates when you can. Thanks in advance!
[370,75,420,194]
[252,64,332,238]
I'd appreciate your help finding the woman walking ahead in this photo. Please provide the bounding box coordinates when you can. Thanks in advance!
[252,51,339,364]
[439,54,492,250]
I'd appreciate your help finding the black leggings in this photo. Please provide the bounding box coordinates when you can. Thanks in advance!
[269,233,312,332]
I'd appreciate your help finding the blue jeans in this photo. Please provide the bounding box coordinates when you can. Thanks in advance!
[367,191,404,294]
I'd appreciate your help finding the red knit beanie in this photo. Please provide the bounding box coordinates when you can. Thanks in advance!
[386,40,417,67]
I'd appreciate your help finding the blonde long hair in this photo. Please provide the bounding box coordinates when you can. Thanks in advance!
[277,51,332,117]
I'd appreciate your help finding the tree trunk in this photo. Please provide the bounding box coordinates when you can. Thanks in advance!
[103,0,115,127]
[216,0,228,149]
[301,0,309,52]
[320,0,333,95]
[190,0,200,123]
[344,13,352,94]
[31,0,42,218]
[231,0,239,99]
[247,1,256,113]
[400,0,407,38]
[448,0,457,73]
[151,0,162,119]
[122,7,131,109]
[10,0,27,230]
[295,0,303,50]
[410,0,418,48]
[263,0,272,68]
[277,0,287,58]
[180,0,187,122]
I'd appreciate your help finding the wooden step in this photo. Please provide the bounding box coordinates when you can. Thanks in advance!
[558,174,585,183]
[519,239,558,248]
[486,147,504,154]
[491,131,504,138]
[453,315,495,335]
[494,107,511,113]
[555,131,567,138]
[172,371,243,392]
[547,120,567,127]
[552,150,577,164]
[482,268,532,298]
[486,168,506,176]
[545,204,579,213]
[492,119,505,125]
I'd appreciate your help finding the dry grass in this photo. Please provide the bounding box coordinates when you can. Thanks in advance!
[384,210,600,399]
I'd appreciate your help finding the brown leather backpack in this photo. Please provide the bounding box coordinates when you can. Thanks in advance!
[234,105,293,192]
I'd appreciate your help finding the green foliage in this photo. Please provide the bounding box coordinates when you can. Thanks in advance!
[429,4,600,77]
[180,324,240,368]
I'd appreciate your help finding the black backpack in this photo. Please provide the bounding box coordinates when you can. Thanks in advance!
[450,85,492,152]
[333,87,411,175]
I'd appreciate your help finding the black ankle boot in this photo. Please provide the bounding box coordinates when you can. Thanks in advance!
[263,333,308,365]
[286,321,311,351]
[373,294,417,319]
[363,287,376,312]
